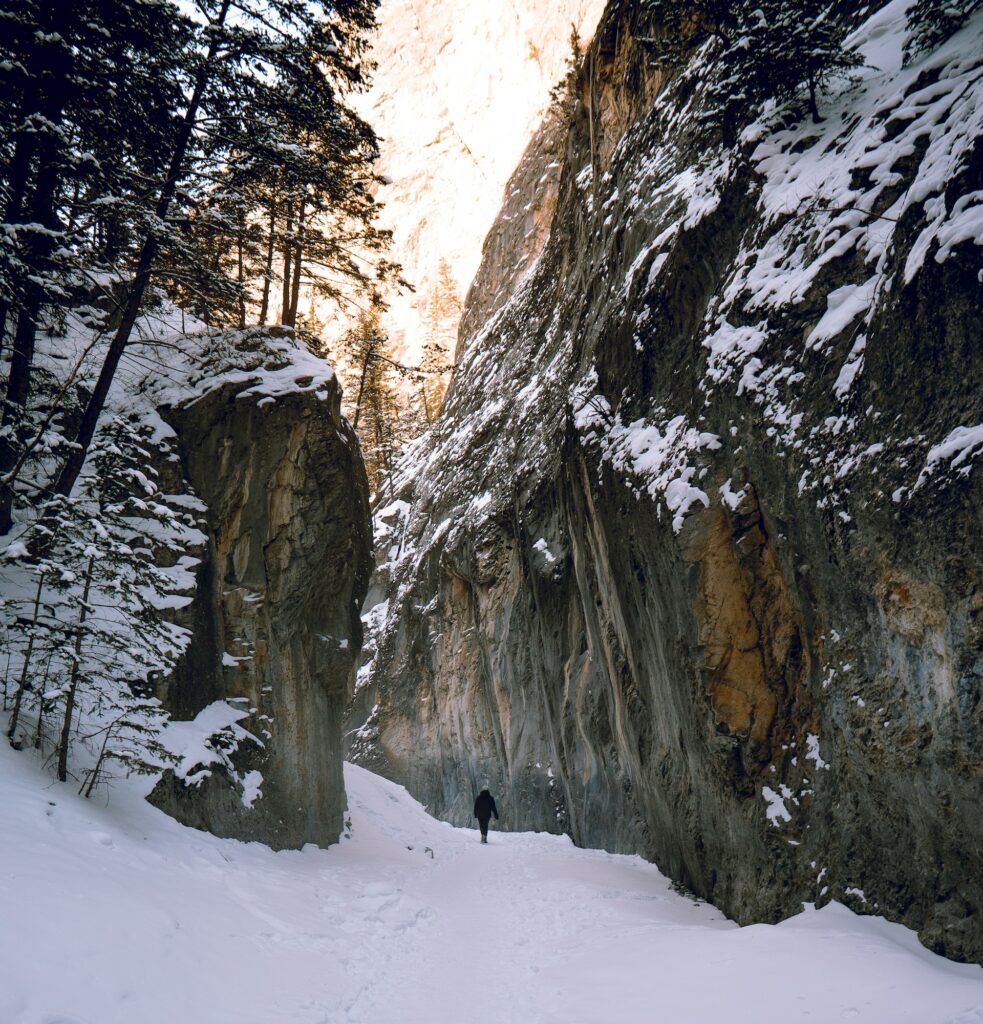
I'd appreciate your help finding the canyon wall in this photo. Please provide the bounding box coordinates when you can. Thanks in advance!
[346,0,605,362]
[352,0,983,962]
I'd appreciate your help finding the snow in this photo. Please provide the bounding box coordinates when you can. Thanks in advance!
[163,700,261,785]
[720,477,748,511]
[805,279,878,352]
[533,537,557,563]
[762,784,794,825]
[574,375,722,533]
[1,742,981,1024]
[916,423,983,487]
[240,770,264,809]
[805,732,831,771]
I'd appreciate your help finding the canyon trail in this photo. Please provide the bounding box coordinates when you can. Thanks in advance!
[2,743,982,1024]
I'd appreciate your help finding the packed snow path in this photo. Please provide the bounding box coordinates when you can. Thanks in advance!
[2,746,982,1024]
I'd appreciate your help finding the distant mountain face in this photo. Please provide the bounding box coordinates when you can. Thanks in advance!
[353,0,605,362]
[351,0,983,965]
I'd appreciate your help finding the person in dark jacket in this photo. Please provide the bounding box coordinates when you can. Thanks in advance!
[473,784,498,843]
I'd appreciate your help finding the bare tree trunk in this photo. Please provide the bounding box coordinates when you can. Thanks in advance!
[281,198,294,325]
[808,74,822,124]
[286,198,306,327]
[236,209,246,329]
[82,722,114,798]
[258,199,277,325]
[57,555,94,783]
[52,0,233,504]
[6,576,44,744]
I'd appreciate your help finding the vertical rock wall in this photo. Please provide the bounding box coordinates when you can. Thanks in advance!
[354,1,983,962]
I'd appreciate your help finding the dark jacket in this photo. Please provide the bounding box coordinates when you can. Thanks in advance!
[473,790,498,822]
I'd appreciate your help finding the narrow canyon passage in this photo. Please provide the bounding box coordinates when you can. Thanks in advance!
[3,742,981,1024]
[0,1,981,1019]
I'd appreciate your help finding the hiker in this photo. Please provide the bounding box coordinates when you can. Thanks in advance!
[473,784,499,844]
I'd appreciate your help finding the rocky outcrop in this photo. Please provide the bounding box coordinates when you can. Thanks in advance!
[353,1,983,962]
[152,331,373,849]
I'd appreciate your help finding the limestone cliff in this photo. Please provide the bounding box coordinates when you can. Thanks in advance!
[347,0,605,362]
[352,0,983,962]
[151,330,373,849]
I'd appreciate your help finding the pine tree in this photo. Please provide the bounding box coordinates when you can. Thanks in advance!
[713,0,863,127]
[904,0,981,63]
[338,310,406,497]
[419,259,460,423]
[3,417,192,787]
[0,0,190,531]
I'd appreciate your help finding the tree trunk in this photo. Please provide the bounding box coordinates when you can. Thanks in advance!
[0,300,9,366]
[258,199,277,325]
[6,576,44,743]
[286,198,306,327]
[352,349,373,429]
[281,198,294,325]
[237,225,246,329]
[82,722,114,798]
[52,0,233,503]
[57,555,94,783]
[808,74,823,124]
[34,654,53,749]
[421,385,432,425]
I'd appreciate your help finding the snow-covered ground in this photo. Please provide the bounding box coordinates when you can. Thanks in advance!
[1,742,981,1024]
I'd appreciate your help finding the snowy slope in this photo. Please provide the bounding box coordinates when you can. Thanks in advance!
[1,740,982,1024]
[348,0,605,361]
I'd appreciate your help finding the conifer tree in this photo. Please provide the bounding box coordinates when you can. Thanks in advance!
[765,0,863,124]
[904,0,981,62]
[338,310,406,496]
[419,259,460,423]
[3,417,191,786]
[0,0,392,530]
[0,0,190,531]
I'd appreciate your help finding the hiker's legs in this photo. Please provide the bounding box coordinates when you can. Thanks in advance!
[479,818,489,842]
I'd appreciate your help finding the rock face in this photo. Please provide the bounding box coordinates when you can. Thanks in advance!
[152,334,373,849]
[348,0,605,361]
[353,1,983,962]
